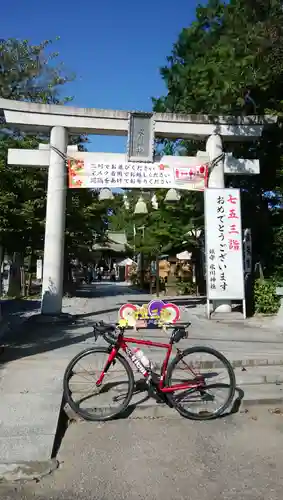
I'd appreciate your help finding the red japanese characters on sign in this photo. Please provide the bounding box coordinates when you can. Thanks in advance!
[229,239,240,251]
[227,194,237,204]
[228,224,239,236]
[228,209,239,219]
[226,193,241,247]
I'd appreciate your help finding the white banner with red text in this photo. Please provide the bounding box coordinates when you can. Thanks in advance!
[204,188,244,300]
[67,159,208,191]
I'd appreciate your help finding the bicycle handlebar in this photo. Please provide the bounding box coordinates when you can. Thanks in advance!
[92,321,191,346]
[92,321,122,345]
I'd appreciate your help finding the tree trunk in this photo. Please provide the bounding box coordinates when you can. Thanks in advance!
[63,255,75,296]
[26,252,33,297]
[156,254,160,297]
[0,245,3,297]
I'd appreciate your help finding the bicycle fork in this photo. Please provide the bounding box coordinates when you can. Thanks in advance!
[96,347,118,386]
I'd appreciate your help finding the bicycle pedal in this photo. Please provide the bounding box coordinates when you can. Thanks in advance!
[149,371,160,385]
[156,396,166,404]
[155,391,172,406]
[148,386,166,404]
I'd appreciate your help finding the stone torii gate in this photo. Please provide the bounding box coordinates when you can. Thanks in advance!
[0,98,276,315]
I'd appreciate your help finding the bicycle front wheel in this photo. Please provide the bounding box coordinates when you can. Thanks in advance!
[63,347,135,421]
[165,346,236,420]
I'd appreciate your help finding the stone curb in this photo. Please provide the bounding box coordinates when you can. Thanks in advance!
[197,313,283,331]
[231,358,283,368]
[64,393,283,423]
[64,397,283,424]
[0,458,59,484]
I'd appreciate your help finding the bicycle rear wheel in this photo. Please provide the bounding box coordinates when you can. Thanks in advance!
[165,346,236,420]
[63,347,135,421]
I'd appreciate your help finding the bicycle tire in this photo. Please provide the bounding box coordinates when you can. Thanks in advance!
[165,346,236,420]
[63,347,135,421]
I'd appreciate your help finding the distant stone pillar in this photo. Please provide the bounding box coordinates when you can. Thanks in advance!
[41,126,68,315]
[0,245,3,297]
[206,133,232,313]
[7,253,22,297]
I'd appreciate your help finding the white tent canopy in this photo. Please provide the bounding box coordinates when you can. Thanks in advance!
[176,251,192,261]
[118,258,135,266]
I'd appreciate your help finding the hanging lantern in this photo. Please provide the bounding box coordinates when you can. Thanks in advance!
[98,188,114,201]
[123,194,130,210]
[164,188,181,202]
[151,194,158,210]
[134,196,148,214]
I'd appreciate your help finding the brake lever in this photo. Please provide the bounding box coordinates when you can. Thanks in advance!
[92,324,99,342]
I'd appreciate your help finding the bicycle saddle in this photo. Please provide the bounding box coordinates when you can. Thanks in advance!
[170,326,188,344]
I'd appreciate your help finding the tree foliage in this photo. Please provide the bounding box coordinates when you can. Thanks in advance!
[153,0,283,116]
[0,37,74,103]
[0,38,108,270]
[108,190,203,257]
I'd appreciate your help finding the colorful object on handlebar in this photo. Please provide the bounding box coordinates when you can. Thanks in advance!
[118,300,180,328]
[118,303,138,327]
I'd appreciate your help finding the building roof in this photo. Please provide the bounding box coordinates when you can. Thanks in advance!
[92,231,130,253]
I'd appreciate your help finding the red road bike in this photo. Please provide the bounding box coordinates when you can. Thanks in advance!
[63,321,236,421]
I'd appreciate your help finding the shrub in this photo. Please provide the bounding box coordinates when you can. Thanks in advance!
[254,279,280,315]
[176,280,197,296]
[128,266,139,285]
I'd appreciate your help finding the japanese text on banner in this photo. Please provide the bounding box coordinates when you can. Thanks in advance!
[205,188,244,300]
[67,159,207,191]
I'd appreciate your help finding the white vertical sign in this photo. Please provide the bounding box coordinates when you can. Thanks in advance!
[205,188,244,300]
[243,228,252,273]
[36,259,43,280]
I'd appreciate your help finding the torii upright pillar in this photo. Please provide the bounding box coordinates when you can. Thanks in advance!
[41,126,68,315]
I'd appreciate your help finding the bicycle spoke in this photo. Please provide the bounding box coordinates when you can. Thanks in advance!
[64,348,134,420]
[166,347,235,419]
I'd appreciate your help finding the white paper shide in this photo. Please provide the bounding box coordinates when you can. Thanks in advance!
[205,188,244,300]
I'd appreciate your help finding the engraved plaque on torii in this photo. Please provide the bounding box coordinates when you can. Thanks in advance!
[127,112,155,163]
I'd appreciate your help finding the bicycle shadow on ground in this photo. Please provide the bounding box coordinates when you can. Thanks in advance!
[114,381,245,420]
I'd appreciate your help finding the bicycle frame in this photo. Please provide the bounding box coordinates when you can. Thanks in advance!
[96,333,203,393]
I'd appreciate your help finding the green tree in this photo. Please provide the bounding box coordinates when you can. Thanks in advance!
[153,0,283,116]
[0,38,75,256]
[0,38,74,103]
[153,0,283,278]
[108,190,202,257]
[0,38,108,293]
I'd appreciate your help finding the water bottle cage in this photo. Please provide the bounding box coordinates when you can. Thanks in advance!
[125,346,151,377]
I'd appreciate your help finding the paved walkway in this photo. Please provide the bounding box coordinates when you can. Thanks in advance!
[1,408,283,499]
[1,282,283,469]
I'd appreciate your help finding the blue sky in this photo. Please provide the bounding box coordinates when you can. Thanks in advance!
[2,0,200,152]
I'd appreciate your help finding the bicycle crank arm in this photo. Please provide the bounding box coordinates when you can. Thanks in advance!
[149,377,174,407]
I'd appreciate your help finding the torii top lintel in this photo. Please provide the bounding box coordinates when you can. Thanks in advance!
[0,98,277,141]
